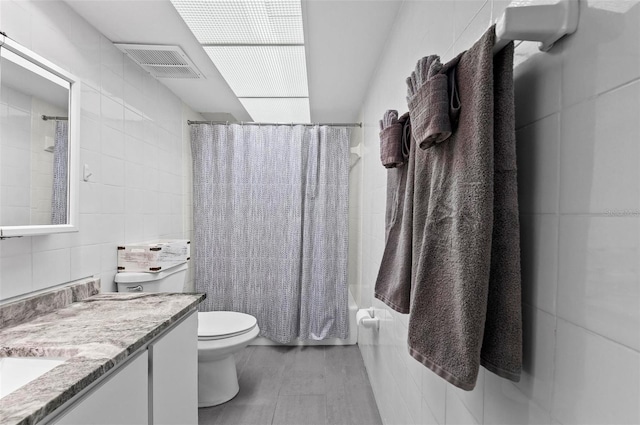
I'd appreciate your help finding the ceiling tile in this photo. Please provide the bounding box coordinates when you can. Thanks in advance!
[204,45,308,97]
[171,0,303,45]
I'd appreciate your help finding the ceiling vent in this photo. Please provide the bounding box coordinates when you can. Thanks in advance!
[113,44,203,79]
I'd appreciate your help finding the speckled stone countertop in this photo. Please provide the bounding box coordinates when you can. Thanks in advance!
[0,291,205,425]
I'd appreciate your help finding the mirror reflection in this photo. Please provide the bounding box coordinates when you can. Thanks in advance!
[0,50,70,226]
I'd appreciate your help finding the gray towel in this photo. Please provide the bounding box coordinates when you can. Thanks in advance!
[375,113,414,313]
[481,38,522,383]
[379,110,405,168]
[407,26,522,390]
[407,55,452,149]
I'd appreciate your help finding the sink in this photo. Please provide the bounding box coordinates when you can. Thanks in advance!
[0,357,66,398]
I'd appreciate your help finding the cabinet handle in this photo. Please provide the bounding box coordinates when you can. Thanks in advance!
[127,285,143,292]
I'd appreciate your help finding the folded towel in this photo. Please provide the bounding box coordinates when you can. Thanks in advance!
[406,26,522,391]
[406,55,452,149]
[379,110,404,168]
[374,113,414,313]
[388,112,412,227]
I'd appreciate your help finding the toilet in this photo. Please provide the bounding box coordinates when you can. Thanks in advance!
[114,262,259,407]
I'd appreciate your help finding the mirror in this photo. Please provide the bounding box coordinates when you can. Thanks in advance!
[0,36,79,238]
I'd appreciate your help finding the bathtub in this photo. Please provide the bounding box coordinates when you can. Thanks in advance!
[250,289,358,346]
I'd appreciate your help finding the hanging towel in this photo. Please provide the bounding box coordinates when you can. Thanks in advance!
[406,26,522,391]
[480,39,522,383]
[447,66,461,130]
[375,113,414,313]
[379,110,405,168]
[407,55,452,149]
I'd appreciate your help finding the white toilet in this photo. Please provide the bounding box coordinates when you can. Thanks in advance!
[114,262,259,407]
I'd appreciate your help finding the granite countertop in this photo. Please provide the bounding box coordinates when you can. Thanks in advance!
[0,291,205,425]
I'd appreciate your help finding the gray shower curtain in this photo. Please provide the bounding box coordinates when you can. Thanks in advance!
[51,121,68,225]
[191,123,350,343]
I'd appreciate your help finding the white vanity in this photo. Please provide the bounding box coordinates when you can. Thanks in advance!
[0,279,205,425]
[50,313,198,425]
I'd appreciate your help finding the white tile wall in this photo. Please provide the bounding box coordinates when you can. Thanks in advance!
[557,215,640,351]
[519,214,558,314]
[515,114,560,214]
[0,0,190,299]
[552,319,640,425]
[348,114,363,306]
[559,81,640,214]
[357,1,640,424]
[32,248,70,291]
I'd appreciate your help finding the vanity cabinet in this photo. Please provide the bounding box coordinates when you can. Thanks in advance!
[52,352,148,425]
[150,312,198,425]
[47,311,197,425]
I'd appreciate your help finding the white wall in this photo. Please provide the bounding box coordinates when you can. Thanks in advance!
[348,118,363,305]
[357,1,640,425]
[0,0,188,300]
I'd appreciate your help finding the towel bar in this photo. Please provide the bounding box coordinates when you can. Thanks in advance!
[493,0,579,54]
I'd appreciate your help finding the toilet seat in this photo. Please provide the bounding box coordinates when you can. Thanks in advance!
[197,311,257,340]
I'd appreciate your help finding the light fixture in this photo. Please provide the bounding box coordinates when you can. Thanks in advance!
[171,0,310,123]
[171,0,303,45]
[203,46,308,97]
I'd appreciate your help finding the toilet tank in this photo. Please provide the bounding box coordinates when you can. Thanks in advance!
[115,263,188,293]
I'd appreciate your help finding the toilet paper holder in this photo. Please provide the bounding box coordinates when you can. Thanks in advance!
[357,307,380,330]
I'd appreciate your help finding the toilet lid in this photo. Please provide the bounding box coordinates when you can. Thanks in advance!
[197,311,258,339]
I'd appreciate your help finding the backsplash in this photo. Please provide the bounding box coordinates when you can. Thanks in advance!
[0,277,100,329]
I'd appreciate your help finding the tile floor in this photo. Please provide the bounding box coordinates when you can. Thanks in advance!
[198,345,382,425]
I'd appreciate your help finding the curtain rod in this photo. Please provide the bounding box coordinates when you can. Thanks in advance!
[42,115,68,121]
[187,120,362,128]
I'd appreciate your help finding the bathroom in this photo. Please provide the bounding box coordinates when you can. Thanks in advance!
[0,0,639,424]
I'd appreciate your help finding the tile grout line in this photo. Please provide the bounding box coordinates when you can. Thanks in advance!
[561,75,640,111]
[554,316,640,354]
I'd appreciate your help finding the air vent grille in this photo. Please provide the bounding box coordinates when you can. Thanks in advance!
[145,66,201,79]
[124,49,189,66]
[113,44,203,79]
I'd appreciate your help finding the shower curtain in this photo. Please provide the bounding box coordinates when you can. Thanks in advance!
[51,121,68,225]
[191,123,350,343]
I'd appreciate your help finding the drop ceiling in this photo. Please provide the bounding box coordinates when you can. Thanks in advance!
[172,0,311,122]
[65,0,402,123]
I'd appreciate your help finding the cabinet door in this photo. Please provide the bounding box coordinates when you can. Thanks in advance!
[52,351,148,425]
[150,312,198,425]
